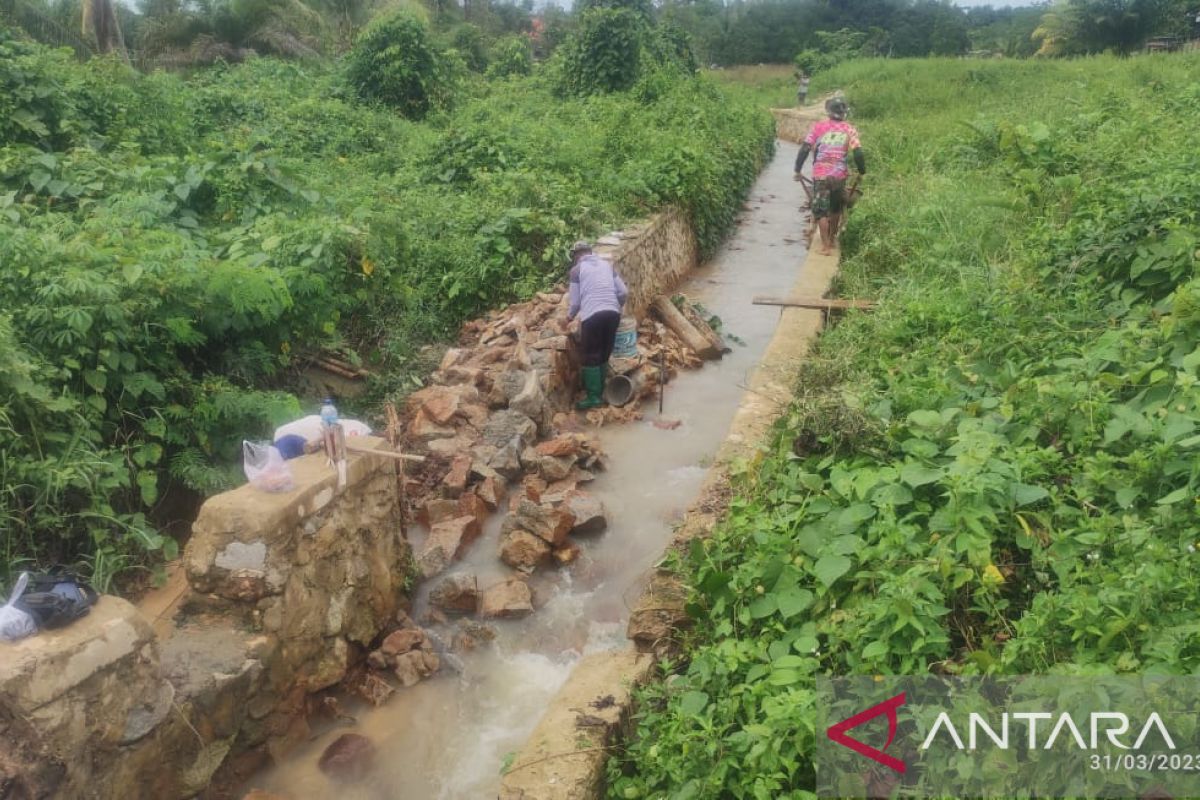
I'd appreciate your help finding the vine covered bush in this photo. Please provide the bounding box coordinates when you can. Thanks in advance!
[344,11,458,119]
[0,28,772,590]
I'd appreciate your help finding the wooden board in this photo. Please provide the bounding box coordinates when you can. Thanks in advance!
[752,296,876,311]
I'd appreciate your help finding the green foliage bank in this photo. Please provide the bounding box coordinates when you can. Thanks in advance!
[0,26,773,589]
[609,54,1200,798]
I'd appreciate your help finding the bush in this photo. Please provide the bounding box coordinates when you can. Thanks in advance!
[556,7,647,96]
[486,34,533,79]
[0,31,774,590]
[344,12,455,119]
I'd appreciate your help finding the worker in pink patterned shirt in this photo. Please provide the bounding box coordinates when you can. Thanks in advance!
[794,96,866,255]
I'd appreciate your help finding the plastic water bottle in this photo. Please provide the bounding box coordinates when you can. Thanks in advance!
[319,398,338,427]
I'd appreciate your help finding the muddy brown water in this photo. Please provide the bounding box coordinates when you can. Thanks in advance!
[248,141,809,799]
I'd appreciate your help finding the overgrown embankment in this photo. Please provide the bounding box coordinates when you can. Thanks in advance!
[607,54,1200,798]
[0,28,774,588]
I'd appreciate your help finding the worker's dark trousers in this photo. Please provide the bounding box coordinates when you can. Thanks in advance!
[579,311,620,367]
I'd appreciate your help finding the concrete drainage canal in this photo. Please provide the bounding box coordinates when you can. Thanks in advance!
[248,140,809,799]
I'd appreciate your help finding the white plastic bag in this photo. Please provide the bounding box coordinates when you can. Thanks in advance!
[0,573,38,642]
[243,441,296,493]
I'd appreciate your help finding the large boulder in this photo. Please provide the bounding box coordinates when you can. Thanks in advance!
[429,574,480,616]
[482,410,538,449]
[499,530,551,572]
[416,516,482,578]
[502,499,575,547]
[480,579,534,619]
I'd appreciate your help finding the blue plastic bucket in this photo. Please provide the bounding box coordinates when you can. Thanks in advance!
[611,316,638,359]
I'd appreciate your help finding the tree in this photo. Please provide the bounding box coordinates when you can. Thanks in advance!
[82,0,129,58]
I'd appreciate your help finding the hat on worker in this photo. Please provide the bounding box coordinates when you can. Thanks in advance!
[569,240,593,256]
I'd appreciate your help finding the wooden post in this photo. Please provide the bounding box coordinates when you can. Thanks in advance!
[385,403,408,541]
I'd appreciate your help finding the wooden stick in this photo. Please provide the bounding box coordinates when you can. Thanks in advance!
[385,402,409,541]
[652,296,721,360]
[345,439,426,463]
[752,296,877,311]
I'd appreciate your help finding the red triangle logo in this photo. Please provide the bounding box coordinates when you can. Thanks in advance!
[826,691,907,774]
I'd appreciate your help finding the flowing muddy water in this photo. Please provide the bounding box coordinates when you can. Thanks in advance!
[251,141,808,799]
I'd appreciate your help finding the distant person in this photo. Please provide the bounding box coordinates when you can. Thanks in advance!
[566,241,628,410]
[793,96,866,256]
[797,71,811,105]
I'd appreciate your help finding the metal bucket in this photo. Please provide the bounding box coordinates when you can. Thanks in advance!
[611,316,638,360]
[603,373,640,407]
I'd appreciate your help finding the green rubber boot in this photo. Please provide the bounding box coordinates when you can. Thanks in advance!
[576,365,605,410]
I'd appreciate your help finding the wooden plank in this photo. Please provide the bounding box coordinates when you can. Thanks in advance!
[345,439,426,463]
[752,296,876,311]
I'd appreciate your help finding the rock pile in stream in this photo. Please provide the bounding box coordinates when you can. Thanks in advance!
[351,284,724,699]
[399,287,719,581]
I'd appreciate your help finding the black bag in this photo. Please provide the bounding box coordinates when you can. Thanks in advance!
[14,569,98,629]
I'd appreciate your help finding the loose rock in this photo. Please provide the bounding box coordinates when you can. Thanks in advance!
[416,516,482,578]
[456,491,489,528]
[417,498,459,529]
[509,370,546,420]
[476,477,505,510]
[444,455,472,497]
[480,578,534,619]
[552,542,582,566]
[482,410,538,449]
[501,499,575,547]
[317,734,376,782]
[487,437,524,482]
[409,409,456,442]
[380,628,428,656]
[563,490,608,536]
[499,530,552,572]
[429,573,480,616]
[411,386,461,426]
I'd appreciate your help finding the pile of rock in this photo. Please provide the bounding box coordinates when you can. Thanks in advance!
[396,285,718,615]
[365,624,441,688]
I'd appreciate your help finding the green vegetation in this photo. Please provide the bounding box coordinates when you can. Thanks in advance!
[608,53,1200,798]
[0,20,773,589]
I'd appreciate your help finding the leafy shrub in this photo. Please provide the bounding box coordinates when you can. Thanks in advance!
[556,7,646,96]
[485,34,533,79]
[344,11,455,119]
